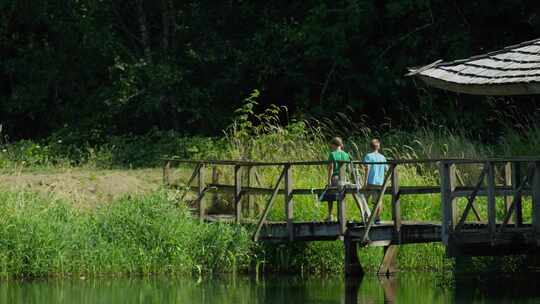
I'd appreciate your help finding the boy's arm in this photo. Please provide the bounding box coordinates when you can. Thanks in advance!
[363,155,369,188]
[327,153,334,185]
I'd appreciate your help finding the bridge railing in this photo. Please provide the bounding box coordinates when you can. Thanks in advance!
[440,159,540,247]
[162,157,540,242]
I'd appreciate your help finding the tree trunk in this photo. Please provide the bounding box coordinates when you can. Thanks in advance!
[161,0,170,51]
[136,0,151,62]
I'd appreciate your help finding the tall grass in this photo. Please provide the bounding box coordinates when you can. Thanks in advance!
[0,190,252,279]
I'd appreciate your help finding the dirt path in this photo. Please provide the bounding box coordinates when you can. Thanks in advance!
[0,168,164,206]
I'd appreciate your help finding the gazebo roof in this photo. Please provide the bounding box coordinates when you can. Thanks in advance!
[407,38,540,95]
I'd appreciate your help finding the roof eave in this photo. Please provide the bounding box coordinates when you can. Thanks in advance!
[417,75,540,96]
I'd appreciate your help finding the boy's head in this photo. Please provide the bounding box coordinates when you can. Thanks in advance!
[329,137,343,150]
[370,138,381,151]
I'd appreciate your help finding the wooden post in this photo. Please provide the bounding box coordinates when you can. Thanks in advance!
[532,162,540,234]
[486,162,496,239]
[284,164,294,241]
[504,162,513,224]
[391,165,401,243]
[344,236,363,276]
[234,165,242,223]
[378,245,399,276]
[197,164,205,222]
[338,164,347,236]
[163,160,171,186]
[247,166,255,218]
[512,162,523,227]
[440,162,457,245]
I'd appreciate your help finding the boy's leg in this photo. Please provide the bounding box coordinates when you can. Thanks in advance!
[327,201,334,221]
[366,186,381,224]
[375,187,382,217]
[365,192,373,215]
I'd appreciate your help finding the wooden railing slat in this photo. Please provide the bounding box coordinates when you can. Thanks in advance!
[500,165,534,231]
[198,164,205,222]
[234,165,242,223]
[179,163,203,201]
[252,166,287,241]
[455,165,487,230]
[361,164,396,243]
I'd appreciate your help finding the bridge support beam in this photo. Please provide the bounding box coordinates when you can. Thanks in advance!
[532,161,540,235]
[378,245,399,276]
[512,162,523,227]
[344,236,363,277]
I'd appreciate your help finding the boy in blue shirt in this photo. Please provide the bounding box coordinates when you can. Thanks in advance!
[363,138,387,224]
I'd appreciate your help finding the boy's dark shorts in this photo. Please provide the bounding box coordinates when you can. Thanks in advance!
[322,175,344,202]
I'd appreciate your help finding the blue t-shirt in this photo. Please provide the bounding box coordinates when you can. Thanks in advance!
[363,152,387,185]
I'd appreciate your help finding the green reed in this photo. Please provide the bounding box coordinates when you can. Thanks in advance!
[0,190,253,279]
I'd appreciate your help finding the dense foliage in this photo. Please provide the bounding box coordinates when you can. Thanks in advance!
[2,0,540,140]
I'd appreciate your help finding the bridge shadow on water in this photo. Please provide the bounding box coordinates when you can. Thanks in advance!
[342,272,540,304]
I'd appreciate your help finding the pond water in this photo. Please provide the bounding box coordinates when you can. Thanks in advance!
[2,272,540,303]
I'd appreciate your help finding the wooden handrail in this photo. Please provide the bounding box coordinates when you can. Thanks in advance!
[162,157,540,166]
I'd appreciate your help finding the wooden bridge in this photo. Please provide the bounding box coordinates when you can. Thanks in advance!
[163,158,540,276]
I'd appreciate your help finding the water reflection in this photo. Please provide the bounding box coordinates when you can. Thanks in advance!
[1,272,540,303]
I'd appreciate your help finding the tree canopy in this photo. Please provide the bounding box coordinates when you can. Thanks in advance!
[2,0,540,140]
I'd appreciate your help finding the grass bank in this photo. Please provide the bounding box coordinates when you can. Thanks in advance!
[0,187,452,279]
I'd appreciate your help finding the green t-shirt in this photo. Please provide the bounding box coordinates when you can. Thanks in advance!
[328,150,350,176]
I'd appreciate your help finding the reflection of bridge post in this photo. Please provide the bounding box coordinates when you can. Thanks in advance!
[344,235,363,277]
[344,276,362,304]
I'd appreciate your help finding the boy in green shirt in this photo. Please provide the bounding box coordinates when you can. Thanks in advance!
[325,137,350,221]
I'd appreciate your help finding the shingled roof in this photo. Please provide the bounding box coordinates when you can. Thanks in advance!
[407,38,540,95]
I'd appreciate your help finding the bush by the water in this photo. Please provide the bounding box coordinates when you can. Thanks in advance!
[0,190,252,278]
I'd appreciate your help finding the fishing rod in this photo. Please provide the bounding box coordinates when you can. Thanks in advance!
[349,142,371,223]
